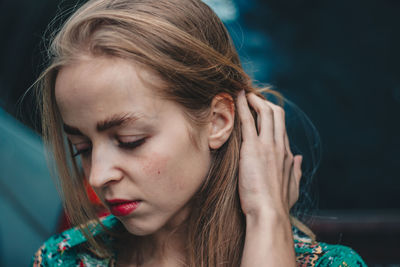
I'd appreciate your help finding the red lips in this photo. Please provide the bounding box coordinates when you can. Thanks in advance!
[106,199,140,216]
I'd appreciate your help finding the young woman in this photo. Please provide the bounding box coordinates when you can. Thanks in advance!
[32,0,366,266]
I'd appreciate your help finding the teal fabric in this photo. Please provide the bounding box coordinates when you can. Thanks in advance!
[0,107,61,266]
[32,215,367,267]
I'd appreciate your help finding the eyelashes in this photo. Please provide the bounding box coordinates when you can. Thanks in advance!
[72,138,146,158]
[118,138,146,149]
[72,147,90,158]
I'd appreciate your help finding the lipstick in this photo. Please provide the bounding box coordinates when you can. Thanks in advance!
[107,199,140,217]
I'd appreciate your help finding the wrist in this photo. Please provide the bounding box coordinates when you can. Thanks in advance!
[245,208,292,232]
[245,204,290,222]
[242,206,296,267]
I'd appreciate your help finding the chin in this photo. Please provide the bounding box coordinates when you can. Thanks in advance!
[119,216,165,236]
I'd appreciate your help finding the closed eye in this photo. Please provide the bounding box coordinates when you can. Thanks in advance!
[71,138,146,158]
[118,138,146,149]
[72,146,92,158]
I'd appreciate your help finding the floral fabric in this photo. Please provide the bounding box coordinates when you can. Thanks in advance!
[32,215,367,267]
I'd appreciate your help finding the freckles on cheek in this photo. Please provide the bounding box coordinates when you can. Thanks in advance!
[140,152,169,178]
[139,152,188,193]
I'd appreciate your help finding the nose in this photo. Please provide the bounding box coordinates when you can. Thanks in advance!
[87,145,123,189]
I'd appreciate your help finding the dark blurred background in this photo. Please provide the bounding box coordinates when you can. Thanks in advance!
[0,0,399,266]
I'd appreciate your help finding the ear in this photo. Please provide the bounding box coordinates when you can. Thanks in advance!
[208,93,235,150]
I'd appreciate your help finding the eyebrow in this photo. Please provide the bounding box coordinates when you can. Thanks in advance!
[63,113,143,135]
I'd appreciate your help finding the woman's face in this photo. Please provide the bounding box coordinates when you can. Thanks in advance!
[55,56,211,235]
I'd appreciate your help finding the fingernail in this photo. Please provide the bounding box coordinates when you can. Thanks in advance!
[239,90,245,97]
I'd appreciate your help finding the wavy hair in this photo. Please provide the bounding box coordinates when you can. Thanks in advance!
[35,0,318,265]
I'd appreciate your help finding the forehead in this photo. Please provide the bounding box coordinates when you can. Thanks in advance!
[55,56,154,103]
[54,56,169,128]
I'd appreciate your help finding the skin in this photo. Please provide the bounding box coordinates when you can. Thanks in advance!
[55,55,302,266]
[237,91,303,267]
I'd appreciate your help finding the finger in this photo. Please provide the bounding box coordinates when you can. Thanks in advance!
[279,108,295,193]
[236,90,257,141]
[284,132,292,159]
[283,151,294,201]
[265,101,286,151]
[282,130,294,181]
[288,155,303,208]
[266,101,294,193]
[294,155,303,184]
[246,93,274,145]
[282,113,293,159]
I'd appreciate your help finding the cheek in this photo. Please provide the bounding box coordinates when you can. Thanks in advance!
[138,151,187,192]
[140,152,168,178]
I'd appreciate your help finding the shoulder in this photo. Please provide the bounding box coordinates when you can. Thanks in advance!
[293,227,367,267]
[31,215,119,267]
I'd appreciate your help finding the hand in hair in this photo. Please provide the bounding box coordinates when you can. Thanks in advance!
[236,90,302,216]
[236,90,300,267]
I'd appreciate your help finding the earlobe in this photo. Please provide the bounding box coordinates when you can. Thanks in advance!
[208,93,235,150]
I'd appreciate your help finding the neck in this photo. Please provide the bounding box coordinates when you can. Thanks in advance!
[118,207,191,266]
[150,224,188,266]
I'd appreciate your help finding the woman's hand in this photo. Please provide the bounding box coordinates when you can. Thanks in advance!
[237,90,302,267]
[236,90,303,218]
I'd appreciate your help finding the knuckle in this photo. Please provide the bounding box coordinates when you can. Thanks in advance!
[267,143,277,152]
[271,104,285,116]
[276,142,285,153]
[277,105,285,115]
[285,151,293,161]
[242,116,254,126]
[260,138,273,148]
[268,106,274,116]
[262,104,273,116]
[269,102,283,111]
[283,149,289,157]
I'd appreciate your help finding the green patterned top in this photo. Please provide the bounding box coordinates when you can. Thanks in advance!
[32,215,367,267]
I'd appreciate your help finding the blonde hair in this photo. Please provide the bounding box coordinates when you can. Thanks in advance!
[36,0,315,265]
